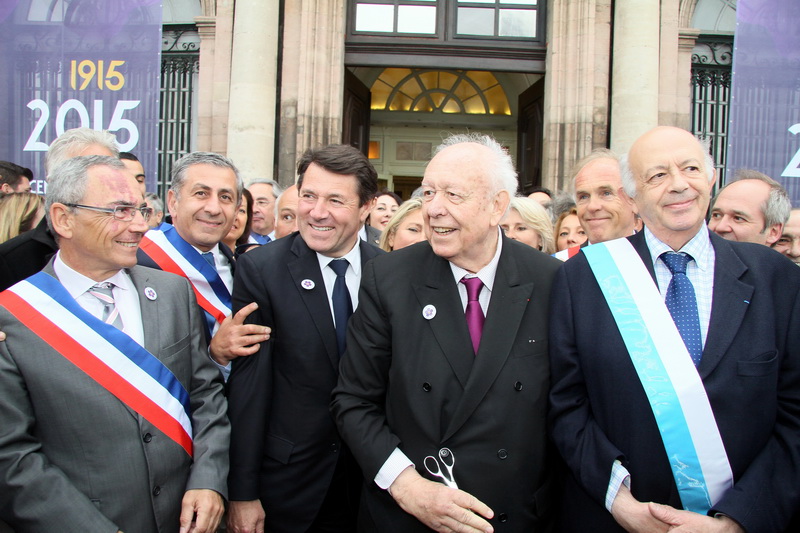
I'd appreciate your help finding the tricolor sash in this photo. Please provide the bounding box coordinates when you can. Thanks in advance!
[0,272,193,456]
[139,224,231,336]
[583,238,732,513]
[553,245,581,262]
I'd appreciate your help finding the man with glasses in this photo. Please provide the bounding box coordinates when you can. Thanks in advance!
[0,156,230,533]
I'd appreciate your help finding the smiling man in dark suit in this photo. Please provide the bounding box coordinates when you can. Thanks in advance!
[331,133,561,533]
[0,156,229,532]
[226,144,382,533]
[549,126,800,532]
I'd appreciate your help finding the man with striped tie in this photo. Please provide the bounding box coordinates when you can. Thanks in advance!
[0,156,230,533]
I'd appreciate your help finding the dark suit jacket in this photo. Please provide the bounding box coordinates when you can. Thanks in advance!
[331,237,562,533]
[0,263,230,533]
[548,230,800,532]
[0,218,57,291]
[364,224,381,246]
[226,233,383,533]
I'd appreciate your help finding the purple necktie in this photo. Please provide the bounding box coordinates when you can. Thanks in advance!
[461,276,485,354]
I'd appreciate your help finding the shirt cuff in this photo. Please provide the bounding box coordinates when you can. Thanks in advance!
[605,459,631,512]
[209,352,232,381]
[374,448,415,490]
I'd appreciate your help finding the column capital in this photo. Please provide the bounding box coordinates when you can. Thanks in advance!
[678,28,701,52]
[195,16,217,40]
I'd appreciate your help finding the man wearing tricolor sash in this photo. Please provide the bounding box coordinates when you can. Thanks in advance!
[0,156,230,533]
[137,152,270,380]
[549,127,800,532]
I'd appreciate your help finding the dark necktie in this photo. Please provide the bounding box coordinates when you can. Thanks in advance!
[88,282,124,330]
[201,251,215,268]
[661,252,703,365]
[330,259,352,358]
[460,276,485,354]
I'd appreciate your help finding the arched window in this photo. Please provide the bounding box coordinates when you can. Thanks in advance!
[371,68,510,115]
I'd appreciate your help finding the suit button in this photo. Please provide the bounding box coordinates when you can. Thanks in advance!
[514,381,523,391]
[422,382,432,392]
[143,433,152,443]
[152,486,161,496]
[497,449,508,460]
[498,513,508,523]
[331,442,339,453]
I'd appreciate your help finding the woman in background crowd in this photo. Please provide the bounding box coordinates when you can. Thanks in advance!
[368,190,401,232]
[554,206,587,252]
[379,198,425,252]
[0,193,44,244]
[500,196,555,254]
[222,188,258,259]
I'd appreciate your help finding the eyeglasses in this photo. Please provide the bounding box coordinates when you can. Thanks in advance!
[65,203,153,222]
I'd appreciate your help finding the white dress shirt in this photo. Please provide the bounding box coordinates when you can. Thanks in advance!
[54,252,145,346]
[316,239,362,326]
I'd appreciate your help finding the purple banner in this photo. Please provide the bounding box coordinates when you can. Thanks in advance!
[0,0,162,193]
[727,0,800,204]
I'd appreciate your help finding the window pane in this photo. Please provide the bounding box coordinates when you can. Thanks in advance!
[355,4,394,32]
[499,9,536,37]
[458,7,494,36]
[502,0,537,5]
[396,142,413,160]
[458,0,494,3]
[398,5,436,33]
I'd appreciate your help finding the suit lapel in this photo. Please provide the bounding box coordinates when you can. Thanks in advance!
[443,243,531,441]
[412,251,474,389]
[287,236,339,370]
[128,266,161,358]
[698,235,752,378]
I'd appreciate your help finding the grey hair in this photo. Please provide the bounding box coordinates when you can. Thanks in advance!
[145,192,164,214]
[434,133,518,197]
[569,148,620,197]
[620,136,716,198]
[45,128,119,177]
[45,155,126,234]
[170,152,244,204]
[249,179,283,199]
[711,169,791,229]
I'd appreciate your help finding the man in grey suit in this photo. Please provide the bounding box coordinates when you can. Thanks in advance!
[0,156,229,533]
[331,133,562,532]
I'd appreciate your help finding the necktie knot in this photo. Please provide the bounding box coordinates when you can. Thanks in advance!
[201,251,215,267]
[330,259,349,277]
[661,252,692,275]
[461,276,483,302]
[88,282,123,330]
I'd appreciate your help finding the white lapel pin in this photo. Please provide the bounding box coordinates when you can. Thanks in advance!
[144,287,157,301]
[301,279,315,290]
[422,305,436,320]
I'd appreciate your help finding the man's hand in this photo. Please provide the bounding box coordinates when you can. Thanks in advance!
[227,500,266,533]
[209,302,271,364]
[388,467,495,533]
[0,330,6,341]
[610,485,671,533]
[649,502,745,533]
[179,489,224,533]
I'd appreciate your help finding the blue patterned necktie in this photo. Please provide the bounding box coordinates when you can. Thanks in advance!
[661,252,702,365]
[329,259,352,358]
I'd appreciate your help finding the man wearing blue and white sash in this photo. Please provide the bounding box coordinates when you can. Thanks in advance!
[549,127,800,533]
[137,152,270,379]
[0,156,230,533]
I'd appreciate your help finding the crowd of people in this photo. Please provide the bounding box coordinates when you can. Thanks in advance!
[0,124,799,533]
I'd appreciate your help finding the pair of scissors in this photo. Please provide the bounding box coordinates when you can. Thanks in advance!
[424,447,458,489]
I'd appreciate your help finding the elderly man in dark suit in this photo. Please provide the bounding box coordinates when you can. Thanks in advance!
[549,126,800,532]
[331,133,562,533]
[226,144,382,533]
[0,156,229,532]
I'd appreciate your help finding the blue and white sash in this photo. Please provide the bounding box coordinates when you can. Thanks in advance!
[140,224,231,336]
[0,273,193,456]
[583,238,732,513]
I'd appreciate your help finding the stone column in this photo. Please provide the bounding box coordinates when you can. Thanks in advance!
[609,0,661,154]
[210,0,235,154]
[195,16,216,152]
[226,1,280,181]
[543,0,613,191]
[277,0,347,186]
[676,29,701,131]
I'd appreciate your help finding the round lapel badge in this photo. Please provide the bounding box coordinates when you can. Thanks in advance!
[144,287,157,301]
[301,279,315,290]
[422,304,436,320]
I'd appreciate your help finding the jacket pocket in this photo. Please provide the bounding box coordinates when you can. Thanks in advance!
[737,351,778,377]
